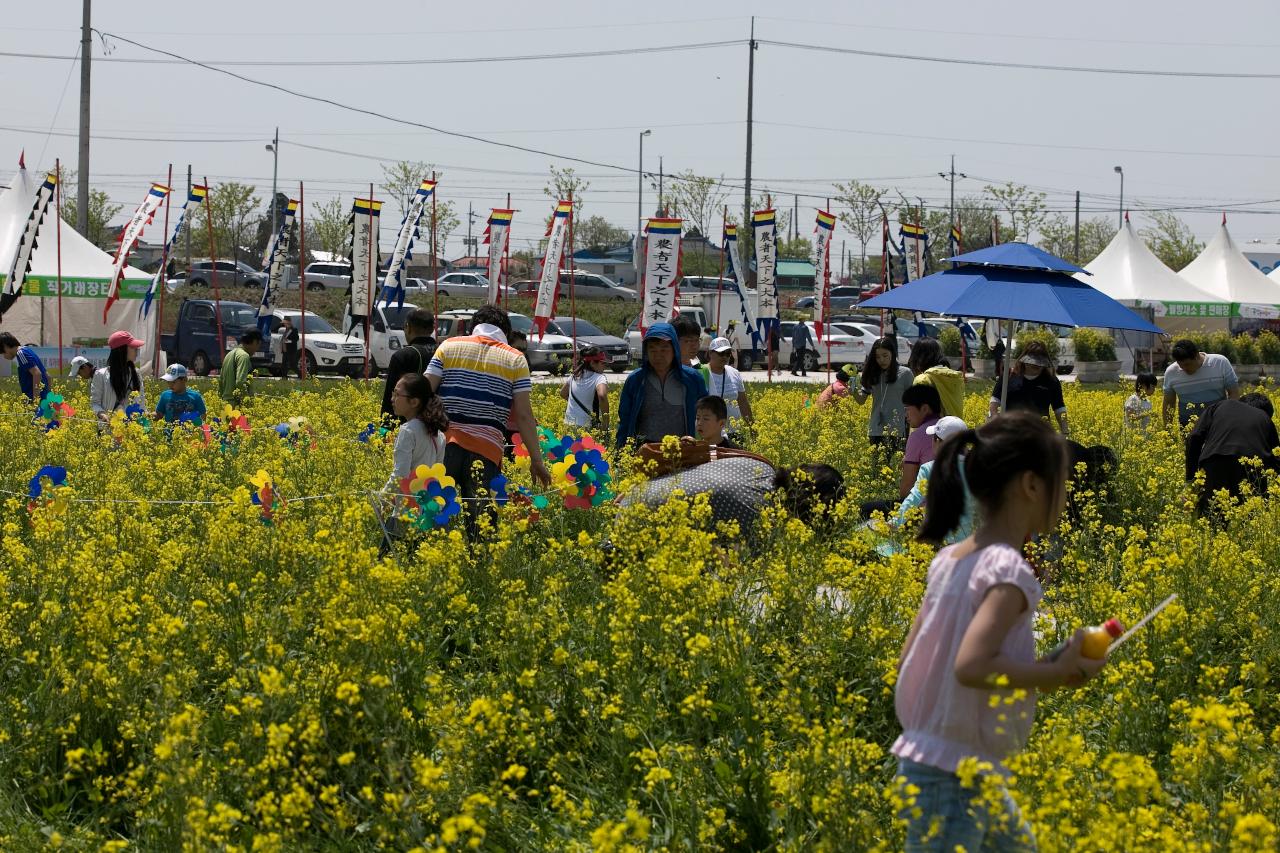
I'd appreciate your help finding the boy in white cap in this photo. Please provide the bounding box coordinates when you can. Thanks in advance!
[875,415,976,554]
[705,335,753,434]
[69,356,95,382]
[154,363,206,425]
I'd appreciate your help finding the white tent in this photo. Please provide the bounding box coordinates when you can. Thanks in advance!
[1080,220,1225,320]
[0,164,161,374]
[1179,222,1280,321]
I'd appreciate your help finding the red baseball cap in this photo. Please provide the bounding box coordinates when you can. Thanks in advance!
[108,330,145,350]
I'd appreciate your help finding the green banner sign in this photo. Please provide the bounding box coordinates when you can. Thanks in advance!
[21,275,149,300]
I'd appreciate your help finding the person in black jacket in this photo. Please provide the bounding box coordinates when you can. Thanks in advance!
[280,315,301,378]
[1185,392,1280,517]
[380,309,437,422]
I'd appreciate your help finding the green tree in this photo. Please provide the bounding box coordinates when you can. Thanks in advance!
[544,165,589,220]
[833,180,885,277]
[187,182,260,265]
[57,169,123,249]
[1140,211,1203,271]
[1038,215,1117,265]
[575,215,631,254]
[307,196,349,260]
[983,181,1048,243]
[663,171,728,239]
[379,160,459,265]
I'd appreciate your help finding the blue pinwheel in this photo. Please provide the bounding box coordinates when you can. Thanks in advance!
[27,465,68,500]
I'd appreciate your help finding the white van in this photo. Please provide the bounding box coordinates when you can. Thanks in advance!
[341,303,417,374]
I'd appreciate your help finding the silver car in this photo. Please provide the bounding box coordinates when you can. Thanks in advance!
[187,260,265,290]
[562,271,638,302]
[550,316,631,372]
[302,261,352,292]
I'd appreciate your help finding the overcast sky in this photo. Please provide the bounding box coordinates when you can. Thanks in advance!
[4,0,1278,261]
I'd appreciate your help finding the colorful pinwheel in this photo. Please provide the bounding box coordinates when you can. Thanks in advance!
[36,394,74,431]
[27,465,70,514]
[249,469,283,525]
[398,463,461,529]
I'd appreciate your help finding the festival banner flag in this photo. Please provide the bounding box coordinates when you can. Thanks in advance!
[812,209,835,340]
[257,198,299,335]
[641,218,682,330]
[900,221,927,283]
[533,201,572,339]
[1,171,57,317]
[484,208,514,303]
[382,179,435,309]
[752,208,778,342]
[723,224,760,351]
[104,182,170,321]
[349,197,382,320]
[140,184,207,320]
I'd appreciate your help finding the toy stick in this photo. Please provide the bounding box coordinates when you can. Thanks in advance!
[1108,594,1178,653]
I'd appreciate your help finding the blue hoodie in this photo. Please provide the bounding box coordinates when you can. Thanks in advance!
[616,322,707,448]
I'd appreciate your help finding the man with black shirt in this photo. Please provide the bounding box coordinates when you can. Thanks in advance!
[1186,392,1280,516]
[380,308,437,422]
[280,315,301,379]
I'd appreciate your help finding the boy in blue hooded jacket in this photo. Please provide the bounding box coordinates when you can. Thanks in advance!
[616,322,707,448]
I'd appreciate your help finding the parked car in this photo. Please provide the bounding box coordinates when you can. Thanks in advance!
[548,317,631,371]
[430,271,490,298]
[302,261,353,292]
[834,322,912,363]
[264,309,367,376]
[776,320,873,371]
[624,306,712,362]
[341,302,419,374]
[436,309,575,374]
[679,275,734,293]
[160,299,270,376]
[508,272,636,302]
[187,260,265,290]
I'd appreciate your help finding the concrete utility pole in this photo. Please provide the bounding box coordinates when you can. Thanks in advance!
[76,0,91,236]
[937,155,966,237]
[637,129,650,272]
[1114,165,1124,229]
[658,157,664,215]
[266,128,279,232]
[1074,190,1081,263]
[743,16,756,237]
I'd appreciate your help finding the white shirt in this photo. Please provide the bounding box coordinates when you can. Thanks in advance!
[90,366,146,416]
[707,364,745,422]
[385,418,447,495]
[565,371,608,426]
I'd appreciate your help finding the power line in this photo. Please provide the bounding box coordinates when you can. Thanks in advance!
[1,40,744,67]
[0,124,258,143]
[757,38,1280,79]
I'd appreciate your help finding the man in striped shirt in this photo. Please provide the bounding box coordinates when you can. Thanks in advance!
[427,305,550,532]
[1162,338,1240,429]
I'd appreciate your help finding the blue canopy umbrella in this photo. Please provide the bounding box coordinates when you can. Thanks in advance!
[860,242,1163,411]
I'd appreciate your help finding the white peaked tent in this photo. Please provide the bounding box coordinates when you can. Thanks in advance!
[0,164,160,374]
[1179,222,1280,322]
[1079,219,1228,335]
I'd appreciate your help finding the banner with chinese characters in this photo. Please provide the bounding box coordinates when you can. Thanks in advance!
[349,197,382,320]
[382,179,435,309]
[257,198,299,336]
[812,209,835,339]
[1,171,57,317]
[484,208,514,303]
[534,201,572,339]
[900,221,927,283]
[752,208,778,342]
[140,184,206,319]
[723,224,760,351]
[641,218,682,330]
[104,183,169,321]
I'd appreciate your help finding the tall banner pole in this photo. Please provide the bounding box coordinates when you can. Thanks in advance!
[297,181,307,379]
[567,189,577,356]
[153,163,173,375]
[430,170,438,321]
[715,205,726,335]
[364,182,374,380]
[55,159,64,372]
[204,176,224,362]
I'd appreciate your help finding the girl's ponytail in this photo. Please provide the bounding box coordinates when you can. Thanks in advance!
[918,428,980,543]
[918,412,1068,544]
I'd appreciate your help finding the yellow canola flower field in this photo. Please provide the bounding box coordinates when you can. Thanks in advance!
[1,378,1279,852]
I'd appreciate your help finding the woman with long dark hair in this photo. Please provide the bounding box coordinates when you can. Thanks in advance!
[908,337,965,418]
[855,337,913,448]
[90,330,146,424]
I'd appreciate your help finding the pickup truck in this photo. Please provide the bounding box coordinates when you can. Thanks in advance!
[160,299,271,376]
[341,302,415,374]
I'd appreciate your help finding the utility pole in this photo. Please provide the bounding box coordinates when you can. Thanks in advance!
[743,16,756,242]
[793,194,799,241]
[1074,190,1081,264]
[185,164,192,269]
[937,155,966,235]
[267,127,279,233]
[658,157,664,215]
[76,0,91,236]
[466,201,473,257]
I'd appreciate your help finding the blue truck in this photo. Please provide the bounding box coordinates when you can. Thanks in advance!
[160,299,271,376]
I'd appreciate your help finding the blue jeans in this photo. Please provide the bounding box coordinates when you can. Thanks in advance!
[895,759,1036,852]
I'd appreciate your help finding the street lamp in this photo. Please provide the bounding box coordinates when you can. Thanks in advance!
[1114,165,1124,229]
[266,127,279,235]
[637,129,651,269]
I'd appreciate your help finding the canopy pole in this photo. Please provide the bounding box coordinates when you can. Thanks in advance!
[364,181,373,381]
[999,320,1013,413]
[153,163,173,376]
[55,159,64,372]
